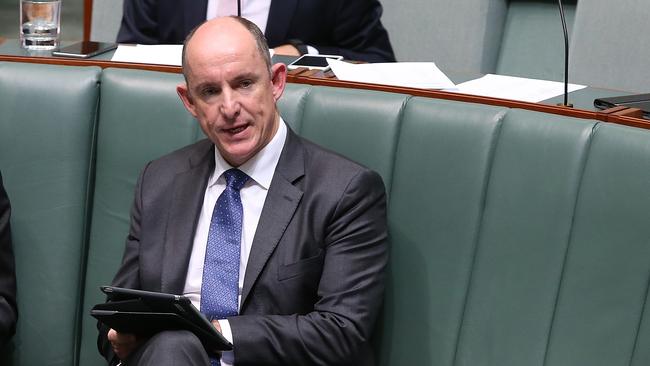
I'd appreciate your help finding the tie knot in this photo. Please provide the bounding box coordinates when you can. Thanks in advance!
[223,169,249,190]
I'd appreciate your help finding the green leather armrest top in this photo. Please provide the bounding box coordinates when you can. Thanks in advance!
[0,62,648,366]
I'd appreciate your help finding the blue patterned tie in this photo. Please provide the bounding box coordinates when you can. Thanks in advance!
[201,168,249,324]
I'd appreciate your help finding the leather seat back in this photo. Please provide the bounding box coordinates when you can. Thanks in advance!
[0,62,101,366]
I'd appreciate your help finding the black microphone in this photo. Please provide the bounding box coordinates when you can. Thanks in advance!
[557,0,573,107]
[237,0,241,17]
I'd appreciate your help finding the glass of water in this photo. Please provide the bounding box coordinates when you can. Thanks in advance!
[20,0,61,50]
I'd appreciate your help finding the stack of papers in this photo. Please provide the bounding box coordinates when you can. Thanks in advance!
[111,48,584,104]
[451,74,586,103]
[111,45,276,66]
[327,59,456,90]
[111,44,183,65]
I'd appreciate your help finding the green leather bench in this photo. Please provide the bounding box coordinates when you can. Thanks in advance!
[0,62,101,366]
[1,62,649,366]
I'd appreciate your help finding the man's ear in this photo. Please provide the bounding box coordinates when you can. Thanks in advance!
[270,63,287,102]
[177,83,198,118]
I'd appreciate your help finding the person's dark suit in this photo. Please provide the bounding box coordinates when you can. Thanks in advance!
[0,172,17,344]
[99,126,388,365]
[117,0,396,62]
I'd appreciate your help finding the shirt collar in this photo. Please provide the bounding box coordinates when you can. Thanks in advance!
[209,118,287,189]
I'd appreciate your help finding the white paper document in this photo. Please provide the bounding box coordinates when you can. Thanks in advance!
[452,74,586,103]
[328,59,456,90]
[111,45,276,66]
[111,44,183,66]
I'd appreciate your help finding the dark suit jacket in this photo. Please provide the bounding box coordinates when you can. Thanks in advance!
[99,127,388,365]
[0,172,17,344]
[116,0,396,62]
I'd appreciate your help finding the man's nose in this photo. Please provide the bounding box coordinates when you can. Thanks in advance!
[220,90,241,119]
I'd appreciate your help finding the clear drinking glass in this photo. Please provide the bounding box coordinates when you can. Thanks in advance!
[20,0,61,50]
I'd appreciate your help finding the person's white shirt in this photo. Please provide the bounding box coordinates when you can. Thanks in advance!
[207,0,271,33]
[183,120,287,365]
[206,0,319,55]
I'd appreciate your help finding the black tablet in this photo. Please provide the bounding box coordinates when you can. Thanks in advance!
[91,286,232,353]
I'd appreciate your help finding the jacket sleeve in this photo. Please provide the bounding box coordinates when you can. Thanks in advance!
[310,0,396,62]
[0,172,17,344]
[117,0,162,44]
[96,164,147,364]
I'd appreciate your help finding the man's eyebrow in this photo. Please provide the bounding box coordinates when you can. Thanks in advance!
[191,72,260,91]
[232,72,259,82]
[194,81,218,90]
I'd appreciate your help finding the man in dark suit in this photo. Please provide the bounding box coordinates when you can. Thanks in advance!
[100,16,388,365]
[117,0,396,62]
[0,171,17,344]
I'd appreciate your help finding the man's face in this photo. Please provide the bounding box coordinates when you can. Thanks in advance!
[178,19,286,167]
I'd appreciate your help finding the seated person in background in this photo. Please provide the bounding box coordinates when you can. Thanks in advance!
[117,0,396,62]
[100,16,388,365]
[0,171,17,344]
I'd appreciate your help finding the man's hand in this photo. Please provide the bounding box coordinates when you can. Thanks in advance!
[107,328,141,360]
[211,319,222,333]
[273,44,301,56]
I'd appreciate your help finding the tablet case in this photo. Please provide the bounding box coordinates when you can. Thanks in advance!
[91,286,233,353]
[594,93,650,118]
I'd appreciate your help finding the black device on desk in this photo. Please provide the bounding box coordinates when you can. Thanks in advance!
[91,286,232,354]
[52,41,117,58]
[595,93,650,118]
[287,54,343,71]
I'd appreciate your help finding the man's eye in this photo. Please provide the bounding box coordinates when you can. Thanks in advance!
[240,80,252,88]
[201,87,220,96]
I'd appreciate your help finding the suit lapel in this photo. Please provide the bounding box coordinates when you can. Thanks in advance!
[161,140,214,294]
[240,129,304,306]
[265,0,298,45]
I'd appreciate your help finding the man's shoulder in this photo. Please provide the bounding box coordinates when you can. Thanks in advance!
[293,135,384,192]
[142,139,213,177]
[299,135,369,174]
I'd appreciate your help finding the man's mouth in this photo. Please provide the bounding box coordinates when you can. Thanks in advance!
[225,125,247,134]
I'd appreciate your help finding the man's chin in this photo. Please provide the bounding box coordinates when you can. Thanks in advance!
[219,145,257,167]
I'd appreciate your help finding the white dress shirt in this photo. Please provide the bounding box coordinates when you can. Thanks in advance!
[206,0,319,55]
[206,0,271,33]
[183,120,287,365]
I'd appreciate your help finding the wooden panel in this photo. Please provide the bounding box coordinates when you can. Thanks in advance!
[0,54,181,73]
[84,0,93,42]
[0,54,648,129]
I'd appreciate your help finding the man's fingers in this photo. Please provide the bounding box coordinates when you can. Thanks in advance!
[107,328,140,360]
[211,319,222,333]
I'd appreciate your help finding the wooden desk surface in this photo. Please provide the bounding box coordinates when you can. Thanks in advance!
[1,40,648,130]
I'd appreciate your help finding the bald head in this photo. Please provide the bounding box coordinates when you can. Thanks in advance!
[181,16,272,85]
